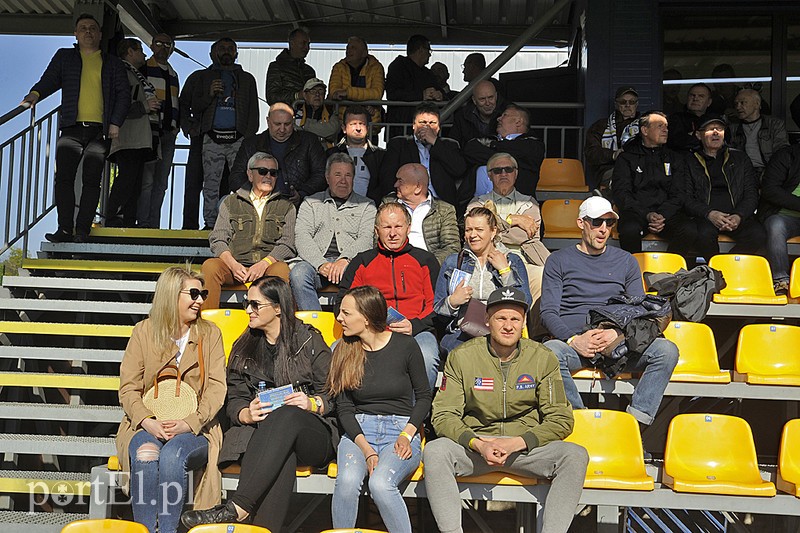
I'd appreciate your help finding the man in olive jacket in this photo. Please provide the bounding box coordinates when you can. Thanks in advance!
[424,287,588,533]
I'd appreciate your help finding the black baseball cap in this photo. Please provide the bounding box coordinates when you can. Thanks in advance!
[615,86,638,99]
[486,287,528,312]
[698,114,727,130]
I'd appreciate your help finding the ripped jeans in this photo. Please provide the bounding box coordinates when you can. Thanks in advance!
[128,429,209,533]
[331,414,422,533]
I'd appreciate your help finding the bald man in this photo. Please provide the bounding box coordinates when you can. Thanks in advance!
[730,88,788,172]
[448,80,505,148]
[383,163,460,265]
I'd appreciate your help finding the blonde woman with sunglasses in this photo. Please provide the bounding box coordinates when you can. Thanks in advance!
[116,266,227,533]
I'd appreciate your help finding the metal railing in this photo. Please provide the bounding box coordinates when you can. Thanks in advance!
[0,104,59,258]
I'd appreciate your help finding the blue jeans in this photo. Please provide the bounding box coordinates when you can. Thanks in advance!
[414,331,441,389]
[138,131,177,228]
[332,414,422,533]
[765,214,800,282]
[128,430,209,533]
[544,337,679,425]
[290,260,325,311]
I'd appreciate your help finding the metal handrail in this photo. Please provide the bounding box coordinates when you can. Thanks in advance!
[0,104,31,129]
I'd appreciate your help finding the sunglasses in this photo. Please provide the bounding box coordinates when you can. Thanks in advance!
[180,288,209,301]
[488,166,516,175]
[583,216,617,228]
[242,298,275,312]
[250,167,278,177]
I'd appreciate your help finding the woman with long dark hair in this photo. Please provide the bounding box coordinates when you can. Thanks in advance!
[181,276,337,531]
[116,266,226,533]
[328,286,432,533]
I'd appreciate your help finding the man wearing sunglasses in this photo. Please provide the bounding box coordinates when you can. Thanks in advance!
[137,33,181,229]
[202,152,294,309]
[540,196,678,435]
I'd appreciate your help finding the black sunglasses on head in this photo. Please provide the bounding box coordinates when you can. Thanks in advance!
[181,288,209,301]
[250,167,278,177]
[583,216,617,228]
[488,166,516,175]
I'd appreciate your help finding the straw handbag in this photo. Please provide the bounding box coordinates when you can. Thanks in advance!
[143,338,204,420]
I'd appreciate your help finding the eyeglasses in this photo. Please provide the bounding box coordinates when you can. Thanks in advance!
[488,166,516,175]
[154,41,173,49]
[242,298,275,312]
[305,87,325,95]
[180,288,209,301]
[583,216,617,228]
[250,167,278,177]
[616,99,638,106]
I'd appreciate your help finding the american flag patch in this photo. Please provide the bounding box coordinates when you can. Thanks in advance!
[474,377,494,391]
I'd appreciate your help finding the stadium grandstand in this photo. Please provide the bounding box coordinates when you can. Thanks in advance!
[1,0,800,531]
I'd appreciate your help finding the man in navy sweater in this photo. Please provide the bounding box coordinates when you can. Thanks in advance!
[540,196,678,430]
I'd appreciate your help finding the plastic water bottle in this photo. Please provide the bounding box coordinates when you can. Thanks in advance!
[258,381,267,394]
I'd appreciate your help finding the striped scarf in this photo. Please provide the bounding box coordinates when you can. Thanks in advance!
[601,112,639,150]
[123,60,157,100]
[143,57,180,131]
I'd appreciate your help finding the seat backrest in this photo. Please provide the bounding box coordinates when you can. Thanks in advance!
[200,308,250,364]
[708,254,776,296]
[189,525,272,533]
[633,252,687,276]
[736,324,800,376]
[665,413,763,484]
[564,409,647,475]
[62,519,149,533]
[295,311,343,347]
[541,199,581,237]
[663,321,721,374]
[791,257,800,298]
[320,530,388,533]
[538,158,586,188]
[779,419,800,484]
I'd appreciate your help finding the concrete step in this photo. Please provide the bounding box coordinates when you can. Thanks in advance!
[39,241,212,259]
[3,276,156,293]
[22,258,201,275]
[0,298,150,315]
[0,402,123,423]
[0,346,124,363]
[89,227,209,244]
[0,511,89,532]
[0,434,115,457]
[0,470,92,495]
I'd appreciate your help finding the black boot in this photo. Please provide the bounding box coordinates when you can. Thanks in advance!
[181,500,240,529]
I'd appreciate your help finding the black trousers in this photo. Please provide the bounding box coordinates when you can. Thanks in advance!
[617,212,651,253]
[106,148,149,227]
[182,134,204,230]
[54,124,109,234]
[663,212,766,262]
[231,406,336,531]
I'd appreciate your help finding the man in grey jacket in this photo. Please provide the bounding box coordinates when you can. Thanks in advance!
[730,88,788,175]
[290,153,377,310]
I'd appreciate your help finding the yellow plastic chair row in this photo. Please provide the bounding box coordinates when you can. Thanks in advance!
[537,158,589,192]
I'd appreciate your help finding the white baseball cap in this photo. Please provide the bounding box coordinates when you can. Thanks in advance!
[578,196,618,220]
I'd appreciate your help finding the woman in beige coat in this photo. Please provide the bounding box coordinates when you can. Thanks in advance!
[116,266,226,533]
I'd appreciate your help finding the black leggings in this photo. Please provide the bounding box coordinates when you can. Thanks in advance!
[231,406,336,531]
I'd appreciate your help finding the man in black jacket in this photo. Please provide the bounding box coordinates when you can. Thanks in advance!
[379,103,466,212]
[22,13,130,242]
[612,111,683,253]
[447,80,505,149]
[463,104,545,200]
[326,105,385,203]
[230,103,326,205]
[669,115,764,262]
[759,144,800,295]
[667,83,714,153]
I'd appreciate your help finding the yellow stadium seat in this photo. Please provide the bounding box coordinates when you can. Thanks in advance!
[62,519,148,533]
[663,413,775,497]
[537,158,589,192]
[778,419,800,497]
[790,257,800,299]
[734,324,800,385]
[708,255,788,305]
[320,530,387,533]
[663,322,730,383]
[564,409,654,490]
[296,311,343,346]
[633,252,687,292]
[541,199,582,239]
[188,525,271,533]
[457,471,539,485]
[201,308,250,364]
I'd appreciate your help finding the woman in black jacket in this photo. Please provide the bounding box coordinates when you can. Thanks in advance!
[181,276,336,531]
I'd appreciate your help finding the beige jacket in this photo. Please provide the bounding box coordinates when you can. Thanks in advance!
[115,318,227,509]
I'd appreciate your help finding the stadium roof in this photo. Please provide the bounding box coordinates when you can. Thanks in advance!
[0,0,575,46]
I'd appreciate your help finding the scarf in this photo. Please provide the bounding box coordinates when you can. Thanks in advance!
[601,112,640,150]
[123,60,157,100]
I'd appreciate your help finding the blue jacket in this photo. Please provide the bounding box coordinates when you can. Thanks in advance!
[31,45,130,135]
[435,249,531,332]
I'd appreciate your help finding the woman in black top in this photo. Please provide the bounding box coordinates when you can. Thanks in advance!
[181,276,337,532]
[328,286,432,533]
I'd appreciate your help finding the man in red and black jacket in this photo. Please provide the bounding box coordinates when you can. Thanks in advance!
[336,202,441,388]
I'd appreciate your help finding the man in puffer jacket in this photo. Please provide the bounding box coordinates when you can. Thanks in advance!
[266,28,316,105]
